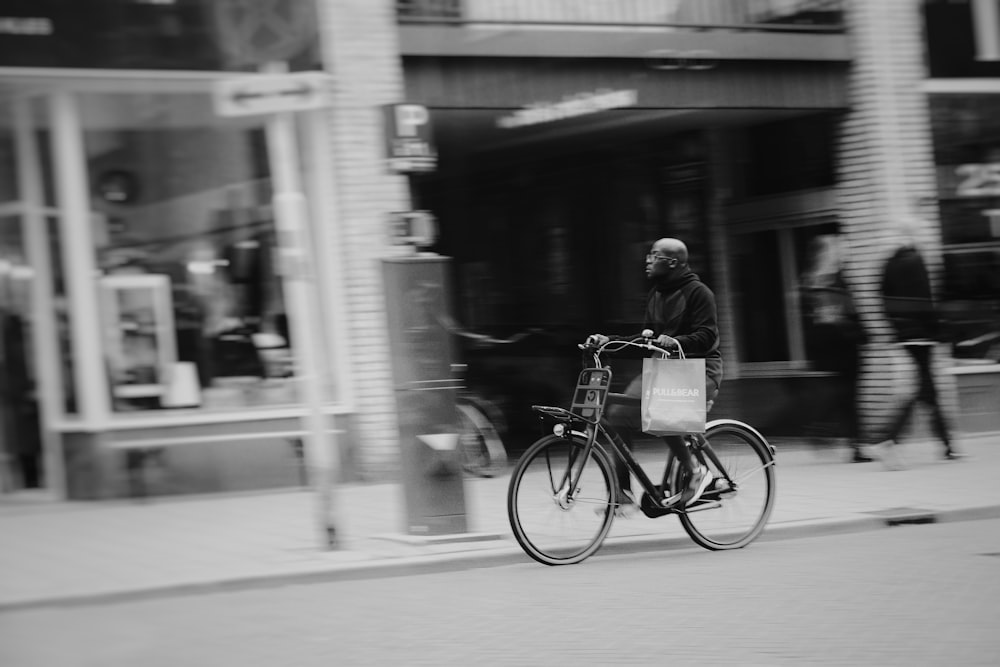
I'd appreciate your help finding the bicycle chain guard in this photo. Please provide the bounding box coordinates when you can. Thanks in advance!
[639,486,677,518]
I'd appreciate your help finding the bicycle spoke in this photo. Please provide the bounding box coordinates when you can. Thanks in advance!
[508,435,615,565]
[679,423,775,550]
[728,459,775,485]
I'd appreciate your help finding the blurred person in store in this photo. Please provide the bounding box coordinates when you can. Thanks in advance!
[800,234,871,463]
[877,217,961,467]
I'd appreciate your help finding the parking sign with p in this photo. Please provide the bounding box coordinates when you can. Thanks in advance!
[384,103,437,173]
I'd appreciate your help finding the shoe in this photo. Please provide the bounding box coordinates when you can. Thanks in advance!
[850,449,874,463]
[943,448,966,461]
[875,440,905,471]
[682,465,713,507]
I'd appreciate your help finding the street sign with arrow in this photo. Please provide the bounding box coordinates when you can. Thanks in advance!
[213,71,334,117]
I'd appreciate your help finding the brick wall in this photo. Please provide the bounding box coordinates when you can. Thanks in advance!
[315,0,412,479]
[836,0,960,444]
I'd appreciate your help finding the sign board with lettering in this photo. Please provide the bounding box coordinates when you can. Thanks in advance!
[213,71,333,117]
[389,210,438,249]
[383,104,438,173]
[955,163,1000,198]
[936,163,1000,200]
[497,89,638,129]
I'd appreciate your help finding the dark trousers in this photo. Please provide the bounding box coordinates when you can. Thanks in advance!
[885,344,951,448]
[838,366,862,443]
[828,359,862,444]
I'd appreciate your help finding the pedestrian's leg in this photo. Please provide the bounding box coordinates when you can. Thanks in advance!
[885,349,921,443]
[844,360,872,462]
[912,346,955,456]
[878,347,921,470]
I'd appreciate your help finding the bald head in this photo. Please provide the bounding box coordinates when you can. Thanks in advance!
[651,238,689,266]
[646,237,690,280]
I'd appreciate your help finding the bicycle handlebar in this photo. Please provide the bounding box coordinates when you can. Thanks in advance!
[578,330,680,361]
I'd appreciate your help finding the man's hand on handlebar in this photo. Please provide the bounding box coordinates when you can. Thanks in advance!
[585,334,609,348]
[654,334,680,351]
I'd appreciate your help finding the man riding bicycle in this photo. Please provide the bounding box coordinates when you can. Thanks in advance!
[588,237,723,511]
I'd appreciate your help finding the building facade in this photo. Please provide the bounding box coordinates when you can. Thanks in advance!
[0,0,995,499]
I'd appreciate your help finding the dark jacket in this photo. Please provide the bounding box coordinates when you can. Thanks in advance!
[644,269,723,393]
[880,245,940,342]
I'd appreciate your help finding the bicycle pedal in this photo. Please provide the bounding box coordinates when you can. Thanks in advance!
[661,491,683,507]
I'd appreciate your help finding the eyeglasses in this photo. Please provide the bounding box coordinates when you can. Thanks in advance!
[646,253,678,266]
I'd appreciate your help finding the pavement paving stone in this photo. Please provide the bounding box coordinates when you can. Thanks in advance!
[0,432,997,610]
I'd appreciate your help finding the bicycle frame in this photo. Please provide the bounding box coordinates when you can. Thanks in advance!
[512,335,778,564]
[533,337,730,514]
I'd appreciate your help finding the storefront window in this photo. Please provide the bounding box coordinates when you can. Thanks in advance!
[930,94,1000,363]
[731,220,840,366]
[78,92,297,412]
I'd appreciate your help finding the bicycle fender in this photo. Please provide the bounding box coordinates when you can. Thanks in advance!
[705,418,776,457]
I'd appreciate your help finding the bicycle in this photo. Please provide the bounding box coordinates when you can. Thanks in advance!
[449,327,542,478]
[507,332,776,565]
[454,362,508,478]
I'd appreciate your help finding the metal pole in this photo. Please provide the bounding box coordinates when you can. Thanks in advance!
[49,92,111,426]
[13,97,66,498]
[266,107,338,549]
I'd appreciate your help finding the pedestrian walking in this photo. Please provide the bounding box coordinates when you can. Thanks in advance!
[800,235,871,462]
[877,218,960,467]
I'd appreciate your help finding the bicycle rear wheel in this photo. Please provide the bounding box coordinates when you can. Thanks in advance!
[457,402,507,478]
[507,434,616,565]
[679,422,775,550]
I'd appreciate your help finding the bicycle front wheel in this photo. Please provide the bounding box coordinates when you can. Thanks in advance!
[507,434,616,566]
[679,422,776,550]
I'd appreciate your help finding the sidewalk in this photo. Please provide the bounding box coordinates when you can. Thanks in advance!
[1,433,998,611]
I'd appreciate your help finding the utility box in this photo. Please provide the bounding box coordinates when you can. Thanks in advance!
[382,254,468,535]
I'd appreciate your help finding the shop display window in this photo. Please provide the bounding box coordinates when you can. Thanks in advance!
[730,220,840,367]
[930,94,1000,363]
[79,92,299,412]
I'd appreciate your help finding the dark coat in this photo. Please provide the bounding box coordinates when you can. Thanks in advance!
[644,270,723,393]
[880,245,941,342]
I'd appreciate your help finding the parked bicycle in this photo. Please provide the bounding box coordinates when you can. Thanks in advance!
[454,362,508,478]
[507,333,776,565]
[448,324,543,478]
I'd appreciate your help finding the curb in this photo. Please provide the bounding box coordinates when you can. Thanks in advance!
[4,503,1000,613]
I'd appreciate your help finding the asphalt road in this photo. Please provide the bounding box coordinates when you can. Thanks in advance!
[2,519,999,666]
